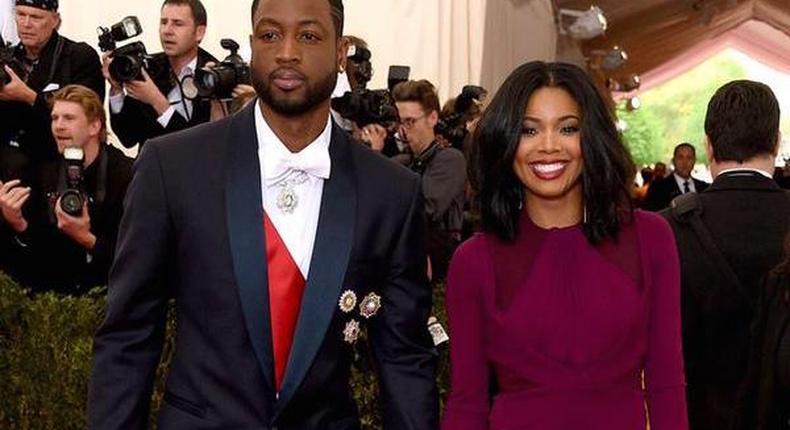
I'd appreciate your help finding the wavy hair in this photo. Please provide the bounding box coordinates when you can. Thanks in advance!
[473,61,635,244]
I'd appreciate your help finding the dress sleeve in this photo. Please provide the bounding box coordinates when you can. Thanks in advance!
[643,214,689,430]
[441,237,490,430]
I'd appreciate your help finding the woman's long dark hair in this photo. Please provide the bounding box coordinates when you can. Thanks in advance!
[472,61,635,244]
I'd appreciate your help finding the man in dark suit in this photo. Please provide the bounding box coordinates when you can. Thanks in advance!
[104,0,217,151]
[88,0,439,429]
[661,80,790,430]
[643,143,709,211]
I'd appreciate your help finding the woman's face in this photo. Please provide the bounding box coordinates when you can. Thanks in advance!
[513,86,584,203]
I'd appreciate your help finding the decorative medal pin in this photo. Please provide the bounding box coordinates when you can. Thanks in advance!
[359,293,382,319]
[343,320,361,344]
[338,290,357,313]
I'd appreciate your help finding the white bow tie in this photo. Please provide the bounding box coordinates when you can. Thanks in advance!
[265,151,331,186]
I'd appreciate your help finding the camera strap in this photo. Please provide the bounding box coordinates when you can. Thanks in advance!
[42,34,65,88]
[410,141,441,175]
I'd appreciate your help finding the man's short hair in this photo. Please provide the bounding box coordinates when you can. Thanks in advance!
[392,80,441,115]
[705,80,780,163]
[162,0,208,27]
[673,142,696,158]
[50,85,107,142]
[251,0,344,37]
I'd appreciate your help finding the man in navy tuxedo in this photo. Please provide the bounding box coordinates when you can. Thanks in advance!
[88,0,439,428]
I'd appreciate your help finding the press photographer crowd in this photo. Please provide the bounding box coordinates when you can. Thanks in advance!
[0,0,487,292]
[1,0,790,429]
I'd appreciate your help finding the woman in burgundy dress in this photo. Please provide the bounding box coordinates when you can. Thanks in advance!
[442,62,688,430]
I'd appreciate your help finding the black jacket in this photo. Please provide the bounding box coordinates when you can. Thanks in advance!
[89,102,439,429]
[661,170,790,430]
[644,174,710,211]
[3,144,133,294]
[109,48,217,150]
[0,32,104,180]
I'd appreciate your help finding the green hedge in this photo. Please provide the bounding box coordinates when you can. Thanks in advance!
[0,273,449,429]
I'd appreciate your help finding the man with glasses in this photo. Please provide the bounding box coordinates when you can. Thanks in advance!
[393,79,466,280]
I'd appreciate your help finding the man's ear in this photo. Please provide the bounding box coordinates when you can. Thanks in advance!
[337,37,349,73]
[704,135,715,164]
[195,25,207,44]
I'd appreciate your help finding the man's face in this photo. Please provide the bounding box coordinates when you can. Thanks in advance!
[396,101,437,154]
[160,4,205,58]
[250,0,344,117]
[15,6,59,53]
[51,101,101,154]
[673,146,696,179]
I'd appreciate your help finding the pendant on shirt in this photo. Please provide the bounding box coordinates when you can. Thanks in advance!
[275,171,309,214]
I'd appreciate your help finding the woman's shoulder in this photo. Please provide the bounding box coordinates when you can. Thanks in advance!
[632,209,674,239]
[448,233,494,279]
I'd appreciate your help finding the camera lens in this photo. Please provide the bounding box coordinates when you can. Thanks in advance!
[110,55,142,83]
[60,191,83,217]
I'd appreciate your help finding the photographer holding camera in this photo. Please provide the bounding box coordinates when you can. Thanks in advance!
[105,0,218,150]
[0,0,104,181]
[392,79,466,279]
[0,84,132,294]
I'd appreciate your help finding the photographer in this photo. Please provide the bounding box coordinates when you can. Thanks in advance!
[106,0,217,150]
[0,85,132,294]
[392,79,466,280]
[0,0,104,181]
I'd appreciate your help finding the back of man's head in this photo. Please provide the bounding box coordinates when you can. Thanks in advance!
[705,80,780,163]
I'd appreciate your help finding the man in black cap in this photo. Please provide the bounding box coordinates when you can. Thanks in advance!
[0,0,104,181]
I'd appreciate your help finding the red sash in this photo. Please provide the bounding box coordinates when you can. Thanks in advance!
[264,214,306,392]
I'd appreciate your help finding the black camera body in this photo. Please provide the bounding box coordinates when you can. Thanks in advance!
[0,35,27,88]
[98,17,159,83]
[108,42,161,83]
[60,147,86,217]
[435,85,487,148]
[192,39,250,100]
[331,88,399,128]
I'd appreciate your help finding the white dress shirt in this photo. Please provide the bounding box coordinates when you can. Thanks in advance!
[255,102,332,279]
[717,167,774,179]
[109,56,198,128]
[673,172,697,194]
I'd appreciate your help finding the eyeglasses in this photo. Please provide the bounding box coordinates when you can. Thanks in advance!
[399,113,427,129]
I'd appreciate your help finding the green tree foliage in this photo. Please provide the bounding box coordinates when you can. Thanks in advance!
[618,50,748,166]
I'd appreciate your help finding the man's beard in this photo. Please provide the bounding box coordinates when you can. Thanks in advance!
[253,69,338,117]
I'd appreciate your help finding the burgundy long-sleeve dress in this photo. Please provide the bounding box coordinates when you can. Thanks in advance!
[442,210,688,430]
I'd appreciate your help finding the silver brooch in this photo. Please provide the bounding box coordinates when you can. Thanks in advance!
[343,319,361,344]
[276,185,299,214]
[274,171,309,214]
[338,290,357,313]
[359,292,382,319]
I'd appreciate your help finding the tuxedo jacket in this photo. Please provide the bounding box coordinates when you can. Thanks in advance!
[89,101,439,430]
[109,48,218,150]
[643,175,710,212]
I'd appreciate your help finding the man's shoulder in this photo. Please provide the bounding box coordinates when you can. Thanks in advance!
[60,36,99,60]
[434,146,466,164]
[145,114,233,156]
[347,138,419,186]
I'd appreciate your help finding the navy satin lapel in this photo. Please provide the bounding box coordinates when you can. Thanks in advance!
[225,101,276,397]
[276,125,357,413]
